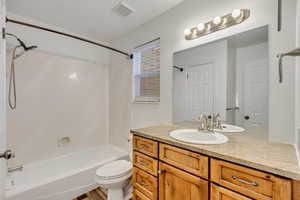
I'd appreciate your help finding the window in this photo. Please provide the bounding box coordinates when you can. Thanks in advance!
[133,39,160,102]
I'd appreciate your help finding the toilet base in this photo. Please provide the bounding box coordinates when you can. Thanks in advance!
[107,188,123,200]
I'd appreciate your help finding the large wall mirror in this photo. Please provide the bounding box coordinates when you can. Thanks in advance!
[173,26,269,139]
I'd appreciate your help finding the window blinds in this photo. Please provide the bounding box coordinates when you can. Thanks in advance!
[133,39,160,102]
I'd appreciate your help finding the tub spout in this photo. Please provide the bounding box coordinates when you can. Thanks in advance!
[8,165,23,173]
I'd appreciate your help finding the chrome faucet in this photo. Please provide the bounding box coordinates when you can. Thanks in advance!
[197,114,208,131]
[198,113,222,132]
[8,165,23,173]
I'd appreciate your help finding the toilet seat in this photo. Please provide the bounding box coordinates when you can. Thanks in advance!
[96,160,132,180]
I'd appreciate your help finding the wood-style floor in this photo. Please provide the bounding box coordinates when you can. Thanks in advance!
[73,188,107,200]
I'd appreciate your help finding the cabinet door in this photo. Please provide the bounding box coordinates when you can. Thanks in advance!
[211,184,252,200]
[159,162,208,200]
[133,189,152,200]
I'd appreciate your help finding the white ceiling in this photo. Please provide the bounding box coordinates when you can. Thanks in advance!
[7,0,184,42]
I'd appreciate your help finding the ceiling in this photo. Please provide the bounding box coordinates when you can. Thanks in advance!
[7,0,184,42]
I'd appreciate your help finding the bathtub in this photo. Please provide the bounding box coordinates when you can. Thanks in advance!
[5,145,129,200]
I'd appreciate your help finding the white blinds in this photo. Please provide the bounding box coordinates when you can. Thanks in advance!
[133,39,160,102]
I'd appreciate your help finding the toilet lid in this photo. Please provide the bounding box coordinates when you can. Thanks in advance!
[96,160,132,180]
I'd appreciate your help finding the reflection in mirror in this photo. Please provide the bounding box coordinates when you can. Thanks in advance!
[173,26,269,139]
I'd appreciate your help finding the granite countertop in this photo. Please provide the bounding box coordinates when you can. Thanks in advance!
[131,124,300,181]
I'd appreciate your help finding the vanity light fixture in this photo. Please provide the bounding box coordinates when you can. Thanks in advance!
[184,9,250,40]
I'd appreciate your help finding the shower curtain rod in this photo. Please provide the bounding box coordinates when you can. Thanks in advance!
[6,18,133,59]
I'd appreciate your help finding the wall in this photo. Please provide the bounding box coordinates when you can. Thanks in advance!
[6,14,110,166]
[173,40,228,122]
[109,0,298,150]
[0,0,7,199]
[296,0,300,161]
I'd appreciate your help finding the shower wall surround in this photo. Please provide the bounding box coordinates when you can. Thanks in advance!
[6,14,110,166]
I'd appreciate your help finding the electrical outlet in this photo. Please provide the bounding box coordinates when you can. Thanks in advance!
[57,136,71,147]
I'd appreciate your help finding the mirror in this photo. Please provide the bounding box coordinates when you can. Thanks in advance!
[173,26,269,139]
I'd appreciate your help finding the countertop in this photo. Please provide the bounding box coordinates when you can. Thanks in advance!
[131,124,300,181]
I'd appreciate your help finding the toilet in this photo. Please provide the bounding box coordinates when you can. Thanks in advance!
[95,160,132,200]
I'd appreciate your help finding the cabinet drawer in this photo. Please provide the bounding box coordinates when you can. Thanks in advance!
[211,159,292,200]
[133,136,158,158]
[133,151,158,176]
[133,189,151,200]
[159,143,209,179]
[133,167,158,200]
[211,184,252,200]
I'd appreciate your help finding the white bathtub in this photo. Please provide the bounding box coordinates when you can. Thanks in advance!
[5,145,129,200]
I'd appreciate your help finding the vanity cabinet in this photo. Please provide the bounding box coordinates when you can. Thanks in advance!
[132,135,295,200]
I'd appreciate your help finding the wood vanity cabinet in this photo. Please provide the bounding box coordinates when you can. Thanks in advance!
[132,135,296,200]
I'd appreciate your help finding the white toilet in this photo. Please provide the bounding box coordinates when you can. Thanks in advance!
[95,160,132,200]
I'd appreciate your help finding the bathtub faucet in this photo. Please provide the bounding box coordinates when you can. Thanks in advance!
[8,165,23,173]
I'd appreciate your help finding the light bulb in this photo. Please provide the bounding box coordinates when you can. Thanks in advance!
[197,23,205,31]
[184,28,191,36]
[232,9,242,18]
[213,16,222,25]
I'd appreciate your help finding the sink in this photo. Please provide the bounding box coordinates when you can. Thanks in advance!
[214,124,245,133]
[169,129,228,145]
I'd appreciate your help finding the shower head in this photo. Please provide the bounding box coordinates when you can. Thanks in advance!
[6,33,38,52]
[14,45,37,59]
[24,45,38,51]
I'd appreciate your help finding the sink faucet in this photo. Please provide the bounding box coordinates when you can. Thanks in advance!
[8,165,23,173]
[198,113,222,132]
[197,114,208,131]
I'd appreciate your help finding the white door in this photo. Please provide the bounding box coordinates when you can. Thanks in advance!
[0,0,6,199]
[186,62,215,120]
[242,59,268,132]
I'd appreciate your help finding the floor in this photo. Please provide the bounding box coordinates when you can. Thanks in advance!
[73,188,107,200]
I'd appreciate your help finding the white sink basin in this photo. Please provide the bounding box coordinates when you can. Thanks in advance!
[169,129,228,145]
[214,124,245,133]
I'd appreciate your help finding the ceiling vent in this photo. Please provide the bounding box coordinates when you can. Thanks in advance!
[112,2,134,17]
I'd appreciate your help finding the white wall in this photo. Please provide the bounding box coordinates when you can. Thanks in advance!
[0,0,7,199]
[6,14,110,165]
[296,0,300,157]
[109,0,298,150]
[173,40,228,122]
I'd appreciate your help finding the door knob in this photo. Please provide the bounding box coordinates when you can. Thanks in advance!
[244,116,250,120]
[0,150,15,160]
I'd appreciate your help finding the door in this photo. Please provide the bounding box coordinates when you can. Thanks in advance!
[186,62,215,121]
[159,162,208,200]
[241,59,268,133]
[0,0,6,200]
